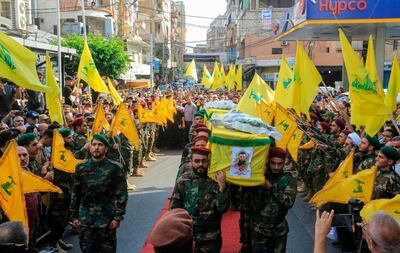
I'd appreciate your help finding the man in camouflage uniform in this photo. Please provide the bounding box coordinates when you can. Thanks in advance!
[176,135,208,181]
[354,135,381,173]
[372,146,400,199]
[170,146,229,253]
[48,128,74,251]
[131,117,144,177]
[188,110,205,143]
[71,117,89,159]
[243,147,297,253]
[139,122,149,168]
[70,134,128,253]
[145,122,157,161]
[181,124,210,164]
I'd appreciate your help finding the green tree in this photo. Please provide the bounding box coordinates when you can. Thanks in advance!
[61,34,129,78]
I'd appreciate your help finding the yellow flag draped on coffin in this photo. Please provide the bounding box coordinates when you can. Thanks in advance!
[274,56,298,112]
[323,149,354,189]
[107,77,123,105]
[0,31,50,93]
[274,104,297,149]
[111,104,140,150]
[45,52,64,125]
[0,140,29,232]
[287,128,304,162]
[185,59,198,81]
[208,127,271,187]
[202,64,213,89]
[339,29,390,136]
[92,104,111,134]
[385,55,400,113]
[235,64,243,91]
[310,166,377,208]
[293,43,322,118]
[237,73,275,117]
[77,42,109,93]
[361,195,400,222]
[52,131,84,173]
[256,101,275,125]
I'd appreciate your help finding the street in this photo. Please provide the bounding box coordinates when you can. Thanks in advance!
[64,150,340,253]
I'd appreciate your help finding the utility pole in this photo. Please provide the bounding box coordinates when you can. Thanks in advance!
[150,24,154,87]
[118,0,126,39]
[56,0,63,97]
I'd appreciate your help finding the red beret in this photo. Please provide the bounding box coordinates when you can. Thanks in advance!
[192,135,208,144]
[149,208,193,247]
[140,101,146,107]
[194,123,207,130]
[69,116,84,127]
[319,122,331,133]
[334,118,345,130]
[269,147,287,160]
[194,127,210,134]
[310,112,319,121]
[341,129,352,136]
[191,146,210,156]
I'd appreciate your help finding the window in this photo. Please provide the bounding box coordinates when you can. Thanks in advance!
[326,47,330,53]
[1,1,11,19]
[394,40,398,51]
[272,48,283,55]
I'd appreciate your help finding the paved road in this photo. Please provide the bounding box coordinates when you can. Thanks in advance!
[64,150,341,253]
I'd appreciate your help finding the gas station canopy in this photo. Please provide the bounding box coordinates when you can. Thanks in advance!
[274,0,400,41]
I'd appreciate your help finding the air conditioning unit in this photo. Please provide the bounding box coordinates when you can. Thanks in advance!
[12,0,27,30]
[281,41,288,46]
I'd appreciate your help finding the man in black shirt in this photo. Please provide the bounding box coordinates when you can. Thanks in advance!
[63,76,74,106]
[0,78,19,118]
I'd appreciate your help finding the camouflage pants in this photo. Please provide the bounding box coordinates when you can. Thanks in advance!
[47,194,70,245]
[239,210,252,253]
[195,237,222,253]
[250,232,287,253]
[131,149,141,174]
[146,127,156,157]
[79,226,116,253]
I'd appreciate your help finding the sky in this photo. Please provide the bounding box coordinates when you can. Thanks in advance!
[181,0,227,51]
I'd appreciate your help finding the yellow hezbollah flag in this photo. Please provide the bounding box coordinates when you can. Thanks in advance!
[361,195,400,222]
[211,62,223,91]
[235,64,243,91]
[92,104,111,134]
[77,42,109,93]
[385,55,400,113]
[22,170,62,194]
[168,95,177,114]
[226,64,235,91]
[323,149,354,189]
[220,64,226,88]
[274,56,299,113]
[152,100,168,126]
[256,101,275,125]
[208,127,270,187]
[339,29,390,136]
[237,73,275,117]
[0,31,50,93]
[310,166,377,208]
[365,35,385,97]
[137,104,162,124]
[185,59,198,81]
[299,139,316,149]
[287,128,304,162]
[45,52,64,125]
[274,104,297,149]
[161,96,174,123]
[0,140,29,232]
[51,131,84,173]
[111,103,140,150]
[293,43,322,118]
[107,77,123,105]
[202,64,213,89]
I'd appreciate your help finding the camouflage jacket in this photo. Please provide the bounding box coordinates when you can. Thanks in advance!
[372,168,400,200]
[170,171,230,242]
[70,158,128,228]
[188,125,195,142]
[73,133,88,159]
[354,152,375,173]
[251,170,297,237]
[180,142,192,164]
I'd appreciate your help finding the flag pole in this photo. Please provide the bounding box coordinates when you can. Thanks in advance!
[56,0,63,99]
[81,0,92,99]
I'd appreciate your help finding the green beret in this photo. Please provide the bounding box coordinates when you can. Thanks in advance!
[365,135,382,150]
[194,110,205,118]
[59,128,72,138]
[17,133,38,146]
[322,111,335,118]
[92,134,110,147]
[380,146,400,161]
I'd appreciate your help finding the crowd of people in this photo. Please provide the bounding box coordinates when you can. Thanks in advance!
[0,74,400,253]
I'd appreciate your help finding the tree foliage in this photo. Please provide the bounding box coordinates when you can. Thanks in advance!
[61,34,129,78]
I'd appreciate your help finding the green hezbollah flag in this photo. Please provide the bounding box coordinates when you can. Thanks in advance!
[208,127,271,187]
[45,52,64,125]
[237,73,275,117]
[0,31,50,93]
